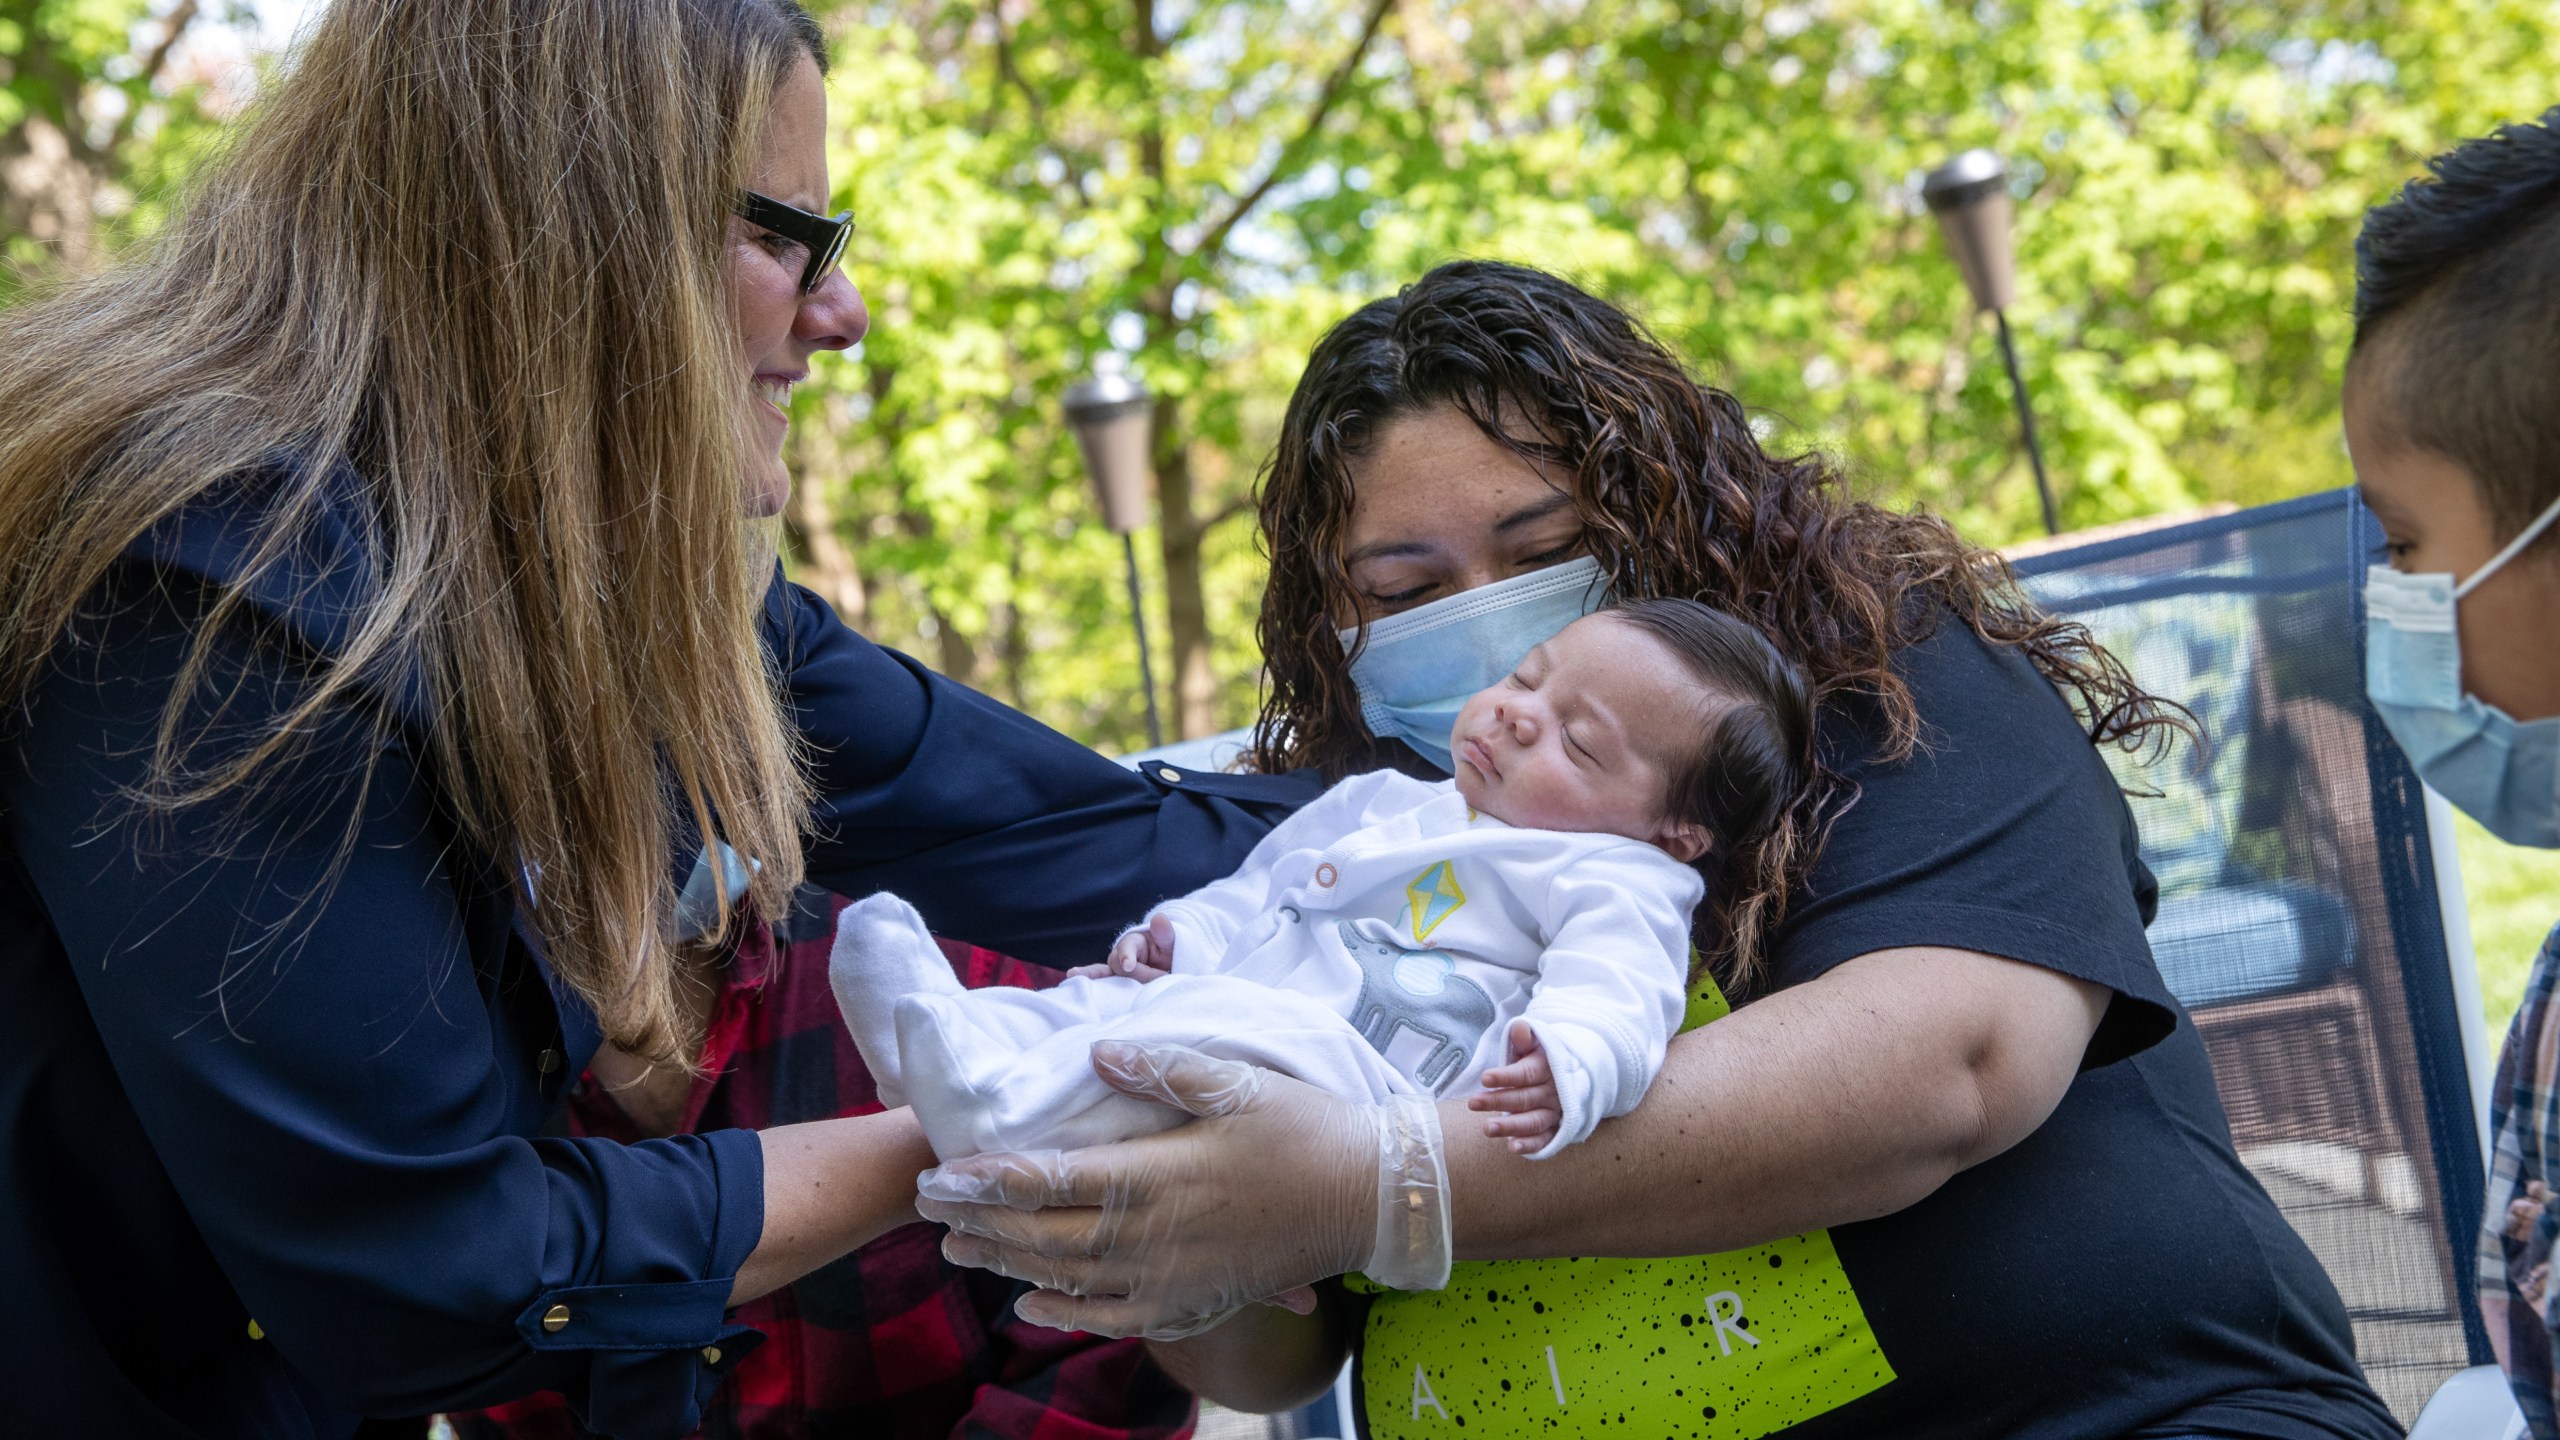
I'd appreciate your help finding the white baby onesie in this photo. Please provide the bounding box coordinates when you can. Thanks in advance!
[831,771,1703,1162]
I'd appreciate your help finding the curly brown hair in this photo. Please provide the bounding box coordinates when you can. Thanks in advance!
[1251,260,2188,992]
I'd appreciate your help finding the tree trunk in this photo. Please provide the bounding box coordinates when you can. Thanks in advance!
[1150,398,1218,738]
[928,606,979,688]
[0,115,100,271]
[1125,0,1219,739]
[890,507,979,687]
[781,449,866,628]
[1000,549,1030,710]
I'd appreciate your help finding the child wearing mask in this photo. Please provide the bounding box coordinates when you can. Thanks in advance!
[2348,109,2560,1436]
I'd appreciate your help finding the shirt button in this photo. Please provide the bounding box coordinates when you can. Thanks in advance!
[542,1303,572,1333]
[536,1048,563,1074]
[1159,767,1185,784]
[702,1345,723,1366]
[1315,863,1337,888]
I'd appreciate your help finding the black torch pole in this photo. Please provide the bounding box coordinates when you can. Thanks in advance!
[1121,533,1163,749]
[1994,309,2059,537]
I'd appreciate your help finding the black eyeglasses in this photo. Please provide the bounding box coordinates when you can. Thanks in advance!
[734,190,854,294]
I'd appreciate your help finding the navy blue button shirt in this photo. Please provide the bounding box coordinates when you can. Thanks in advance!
[0,476,1313,1439]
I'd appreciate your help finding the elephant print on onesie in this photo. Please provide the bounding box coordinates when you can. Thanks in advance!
[1337,918,1501,1095]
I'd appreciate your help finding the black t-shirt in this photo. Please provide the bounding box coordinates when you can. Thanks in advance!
[1756,616,2397,1440]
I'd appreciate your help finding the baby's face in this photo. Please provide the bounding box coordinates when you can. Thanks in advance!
[1448,614,1713,860]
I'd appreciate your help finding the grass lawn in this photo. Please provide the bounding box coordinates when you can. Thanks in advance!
[2454,811,2560,1040]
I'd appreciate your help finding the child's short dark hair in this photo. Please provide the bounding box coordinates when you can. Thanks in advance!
[1601,598,1814,857]
[2352,109,2560,535]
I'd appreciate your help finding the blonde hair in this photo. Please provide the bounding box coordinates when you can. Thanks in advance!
[0,0,827,1063]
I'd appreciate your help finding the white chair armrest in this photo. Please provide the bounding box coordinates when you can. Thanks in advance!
[2409,1365,2528,1440]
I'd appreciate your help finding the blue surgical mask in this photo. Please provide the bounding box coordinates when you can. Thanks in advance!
[2365,491,2560,848]
[1338,556,1609,774]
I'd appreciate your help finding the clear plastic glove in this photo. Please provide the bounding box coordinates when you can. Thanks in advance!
[913,1039,1450,1340]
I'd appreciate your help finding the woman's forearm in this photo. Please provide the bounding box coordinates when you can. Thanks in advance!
[909,948,2110,1338]
[586,979,938,1309]
[733,1108,937,1305]
[1147,1294,1349,1414]
[1448,946,2108,1260]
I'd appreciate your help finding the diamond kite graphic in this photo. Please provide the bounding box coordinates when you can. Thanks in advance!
[1405,861,1466,944]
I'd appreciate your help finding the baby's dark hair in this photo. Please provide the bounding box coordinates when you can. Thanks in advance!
[2351,109,2560,538]
[1602,598,1815,951]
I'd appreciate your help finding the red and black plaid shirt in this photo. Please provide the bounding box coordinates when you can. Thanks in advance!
[449,891,1196,1440]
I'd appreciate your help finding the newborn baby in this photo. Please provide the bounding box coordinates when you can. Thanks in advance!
[831,597,1810,1161]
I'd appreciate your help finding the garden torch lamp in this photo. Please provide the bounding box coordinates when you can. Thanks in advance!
[1063,371,1164,748]
[1922,149,2059,536]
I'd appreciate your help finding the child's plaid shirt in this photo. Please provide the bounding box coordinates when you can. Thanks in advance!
[451,891,1196,1440]
[2481,919,2560,1440]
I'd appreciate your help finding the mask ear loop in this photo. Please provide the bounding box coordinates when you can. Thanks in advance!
[2454,491,2560,601]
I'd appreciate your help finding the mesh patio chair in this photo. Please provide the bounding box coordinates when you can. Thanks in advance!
[2015,489,2506,1433]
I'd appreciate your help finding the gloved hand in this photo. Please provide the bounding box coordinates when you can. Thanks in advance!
[913,1040,1450,1340]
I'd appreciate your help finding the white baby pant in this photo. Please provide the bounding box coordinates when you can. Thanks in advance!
[831,901,1410,1158]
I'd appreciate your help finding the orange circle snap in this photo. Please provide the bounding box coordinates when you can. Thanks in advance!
[1315,863,1338,887]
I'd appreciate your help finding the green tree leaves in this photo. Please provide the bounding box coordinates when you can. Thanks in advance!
[10,0,2550,752]
[1,0,246,296]
[786,0,2554,751]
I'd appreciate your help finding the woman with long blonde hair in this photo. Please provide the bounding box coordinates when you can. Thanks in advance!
[0,3,1303,1434]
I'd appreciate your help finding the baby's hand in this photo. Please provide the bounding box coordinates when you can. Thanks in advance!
[1468,1019,1560,1155]
[1067,914,1178,984]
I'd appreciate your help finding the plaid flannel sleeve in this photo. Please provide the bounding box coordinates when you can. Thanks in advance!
[2479,921,2560,1440]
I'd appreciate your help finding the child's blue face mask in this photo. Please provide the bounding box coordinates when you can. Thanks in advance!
[1336,556,1609,773]
[2365,490,2560,848]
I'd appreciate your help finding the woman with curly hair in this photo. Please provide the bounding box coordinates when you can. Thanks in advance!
[918,261,2400,1440]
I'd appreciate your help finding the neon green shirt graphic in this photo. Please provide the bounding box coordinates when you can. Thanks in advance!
[1348,975,1895,1438]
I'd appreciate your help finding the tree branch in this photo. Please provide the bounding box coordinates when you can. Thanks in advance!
[2245,127,2323,192]
[987,1,1047,131]
[1187,0,1396,265]
[1202,493,1257,532]
[105,0,202,160]
[139,0,201,89]
[987,3,1106,213]
[1133,0,1173,315]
